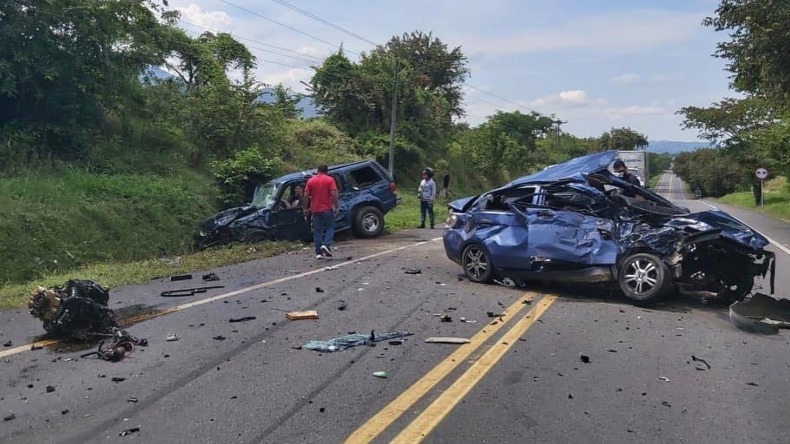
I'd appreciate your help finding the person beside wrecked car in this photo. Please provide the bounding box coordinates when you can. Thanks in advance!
[417,168,436,229]
[289,184,305,208]
[304,165,338,259]
[612,159,642,198]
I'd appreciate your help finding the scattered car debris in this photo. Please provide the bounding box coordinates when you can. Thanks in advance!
[494,277,517,287]
[315,287,325,293]
[28,279,118,339]
[337,302,348,311]
[202,273,220,282]
[127,397,139,403]
[692,355,711,370]
[2,340,11,347]
[286,310,318,320]
[747,382,759,386]
[303,330,413,352]
[166,333,180,342]
[119,426,141,437]
[4,413,15,421]
[373,371,388,379]
[424,337,471,344]
[404,268,422,275]
[661,401,671,408]
[46,385,55,393]
[487,312,504,318]
[160,286,225,297]
[439,314,452,322]
[80,330,148,362]
[729,293,790,335]
[580,355,591,363]
[111,377,126,383]
[170,274,193,282]
[212,335,226,341]
[229,316,256,323]
[459,317,477,323]
[659,376,671,382]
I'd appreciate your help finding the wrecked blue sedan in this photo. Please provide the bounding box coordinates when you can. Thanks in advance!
[443,151,775,305]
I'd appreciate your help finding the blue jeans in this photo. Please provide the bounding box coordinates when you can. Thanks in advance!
[420,200,434,227]
[312,210,335,254]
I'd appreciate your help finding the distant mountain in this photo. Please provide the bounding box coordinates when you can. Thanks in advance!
[647,140,711,155]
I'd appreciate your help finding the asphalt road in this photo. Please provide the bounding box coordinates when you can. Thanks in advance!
[1,173,790,444]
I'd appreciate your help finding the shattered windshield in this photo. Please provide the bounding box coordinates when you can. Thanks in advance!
[250,182,280,209]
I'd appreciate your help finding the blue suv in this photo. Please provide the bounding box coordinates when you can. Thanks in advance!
[196,160,399,248]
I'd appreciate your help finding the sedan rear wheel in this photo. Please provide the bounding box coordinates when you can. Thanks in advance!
[618,252,670,305]
[462,244,493,283]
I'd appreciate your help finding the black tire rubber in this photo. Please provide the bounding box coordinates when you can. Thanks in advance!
[618,252,671,305]
[353,206,384,238]
[461,243,494,283]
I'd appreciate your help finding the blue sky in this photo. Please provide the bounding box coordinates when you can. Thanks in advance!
[169,0,730,141]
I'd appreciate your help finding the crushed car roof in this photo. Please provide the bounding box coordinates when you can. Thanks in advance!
[507,150,618,186]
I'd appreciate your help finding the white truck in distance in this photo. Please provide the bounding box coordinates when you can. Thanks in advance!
[616,150,648,188]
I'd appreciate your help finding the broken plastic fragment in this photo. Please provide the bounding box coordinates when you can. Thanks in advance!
[729,293,790,335]
[166,333,180,342]
[373,371,388,378]
[493,277,516,287]
[658,376,670,382]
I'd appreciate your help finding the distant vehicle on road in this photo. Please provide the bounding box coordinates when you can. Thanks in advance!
[443,151,775,306]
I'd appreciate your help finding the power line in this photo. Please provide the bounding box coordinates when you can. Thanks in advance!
[179,27,313,71]
[270,0,377,47]
[180,19,323,61]
[217,0,357,55]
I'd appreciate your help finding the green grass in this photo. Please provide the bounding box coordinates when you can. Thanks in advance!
[717,176,790,221]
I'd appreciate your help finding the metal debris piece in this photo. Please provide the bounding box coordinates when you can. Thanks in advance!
[373,371,388,379]
[120,426,141,436]
[202,273,220,282]
[2,340,11,347]
[160,286,225,297]
[112,377,126,383]
[28,279,117,339]
[494,277,516,287]
[580,355,591,363]
[170,274,192,282]
[4,414,15,421]
[659,376,670,382]
[439,314,452,322]
[229,317,256,323]
[691,355,711,370]
[424,337,470,344]
[212,335,226,341]
[729,293,790,335]
[166,333,180,342]
[404,268,422,275]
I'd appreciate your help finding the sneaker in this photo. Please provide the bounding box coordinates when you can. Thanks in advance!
[320,245,333,258]
[316,254,323,260]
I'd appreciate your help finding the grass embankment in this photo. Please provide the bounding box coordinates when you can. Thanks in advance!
[716,176,790,221]
[0,182,436,311]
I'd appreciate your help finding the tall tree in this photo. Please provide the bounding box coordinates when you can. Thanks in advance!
[704,0,790,108]
[598,127,648,150]
[0,0,177,159]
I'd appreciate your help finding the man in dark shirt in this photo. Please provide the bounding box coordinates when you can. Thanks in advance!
[612,159,642,198]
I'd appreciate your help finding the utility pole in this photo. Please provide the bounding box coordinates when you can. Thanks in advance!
[387,58,399,177]
[553,119,567,151]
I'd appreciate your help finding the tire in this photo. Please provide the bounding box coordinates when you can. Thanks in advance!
[618,252,670,305]
[353,206,384,238]
[462,243,493,283]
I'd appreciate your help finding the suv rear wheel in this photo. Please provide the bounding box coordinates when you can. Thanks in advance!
[353,206,384,238]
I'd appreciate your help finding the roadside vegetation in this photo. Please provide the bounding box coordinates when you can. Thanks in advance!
[1,0,786,310]
[717,177,790,221]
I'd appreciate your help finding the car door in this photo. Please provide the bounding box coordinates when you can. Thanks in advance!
[469,188,536,271]
[266,182,310,241]
[520,185,618,265]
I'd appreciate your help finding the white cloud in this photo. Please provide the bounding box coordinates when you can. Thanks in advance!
[558,90,587,104]
[611,73,641,85]
[456,10,701,56]
[177,4,231,31]
[261,68,313,92]
[531,90,592,107]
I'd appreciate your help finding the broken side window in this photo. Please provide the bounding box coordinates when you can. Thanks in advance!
[347,166,383,190]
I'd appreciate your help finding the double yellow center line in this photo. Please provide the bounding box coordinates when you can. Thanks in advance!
[346,292,557,443]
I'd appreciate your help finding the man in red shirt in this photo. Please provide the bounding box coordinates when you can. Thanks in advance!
[303,164,339,259]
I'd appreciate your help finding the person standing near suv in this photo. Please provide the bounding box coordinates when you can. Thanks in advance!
[304,165,338,259]
[417,168,436,229]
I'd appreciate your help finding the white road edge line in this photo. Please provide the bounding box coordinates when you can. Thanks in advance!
[0,236,444,359]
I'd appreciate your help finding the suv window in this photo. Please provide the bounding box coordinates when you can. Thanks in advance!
[347,166,383,190]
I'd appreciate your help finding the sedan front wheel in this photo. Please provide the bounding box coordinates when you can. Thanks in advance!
[462,244,493,283]
[618,252,670,305]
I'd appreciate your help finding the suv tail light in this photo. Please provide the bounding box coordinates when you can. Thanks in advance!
[389,182,397,193]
